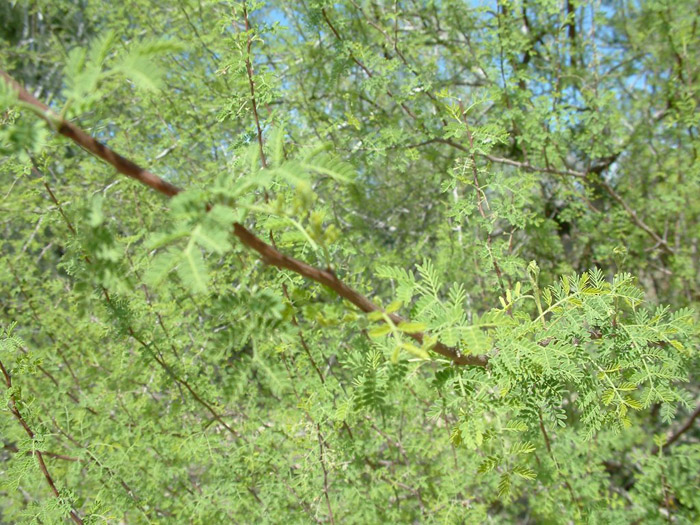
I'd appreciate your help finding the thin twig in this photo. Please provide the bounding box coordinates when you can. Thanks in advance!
[0,357,84,524]
[242,3,267,169]
[317,424,335,524]
[2,443,80,462]
[459,102,507,297]
[320,8,417,120]
[652,403,700,454]
[36,171,242,438]
[538,411,581,514]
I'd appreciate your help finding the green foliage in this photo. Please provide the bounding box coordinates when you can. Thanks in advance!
[1,1,699,523]
[61,31,185,115]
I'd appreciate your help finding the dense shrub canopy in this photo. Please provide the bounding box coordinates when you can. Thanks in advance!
[1,0,699,523]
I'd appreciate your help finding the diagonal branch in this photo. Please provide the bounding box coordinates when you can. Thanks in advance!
[0,71,181,198]
[652,403,700,455]
[0,357,84,524]
[0,70,488,368]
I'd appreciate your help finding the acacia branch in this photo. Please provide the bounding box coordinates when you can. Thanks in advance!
[437,137,674,254]
[0,358,83,525]
[242,3,268,169]
[652,403,700,455]
[314,7,672,257]
[0,71,181,198]
[0,70,488,367]
[3,442,80,462]
[320,8,418,120]
[316,424,335,524]
[597,179,675,254]
[35,172,242,437]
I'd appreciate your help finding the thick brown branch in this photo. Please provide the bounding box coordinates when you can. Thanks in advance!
[232,223,487,366]
[0,70,488,367]
[0,70,182,198]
